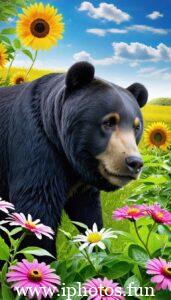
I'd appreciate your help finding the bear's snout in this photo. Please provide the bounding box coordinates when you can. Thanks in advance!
[125,156,143,175]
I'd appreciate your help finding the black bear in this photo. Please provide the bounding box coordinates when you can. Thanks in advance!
[0,61,148,258]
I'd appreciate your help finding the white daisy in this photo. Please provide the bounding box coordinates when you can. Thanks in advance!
[73,223,117,253]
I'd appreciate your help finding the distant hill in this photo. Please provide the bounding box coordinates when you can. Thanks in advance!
[149,98,171,106]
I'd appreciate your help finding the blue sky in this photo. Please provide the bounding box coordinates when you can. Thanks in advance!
[7,0,171,99]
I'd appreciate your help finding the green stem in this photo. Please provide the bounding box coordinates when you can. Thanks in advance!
[133,221,151,258]
[10,232,27,264]
[25,50,38,79]
[5,52,16,84]
[146,221,156,249]
[83,248,97,271]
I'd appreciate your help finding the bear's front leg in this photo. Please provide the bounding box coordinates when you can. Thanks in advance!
[65,187,103,231]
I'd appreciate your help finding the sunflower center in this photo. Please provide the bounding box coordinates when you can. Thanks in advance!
[28,269,42,282]
[25,221,36,230]
[150,130,166,146]
[87,232,102,243]
[15,77,24,84]
[30,18,50,38]
[127,208,140,216]
[163,266,171,278]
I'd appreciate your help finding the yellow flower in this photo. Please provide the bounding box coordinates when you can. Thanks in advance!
[11,72,27,85]
[144,122,171,150]
[0,43,8,68]
[17,2,64,50]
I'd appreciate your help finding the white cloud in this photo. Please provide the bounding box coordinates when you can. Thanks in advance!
[86,28,127,36]
[86,28,106,37]
[127,25,167,35]
[138,67,171,81]
[112,42,171,62]
[73,50,121,66]
[147,11,163,20]
[129,61,139,68]
[86,25,167,37]
[73,42,171,66]
[73,51,92,62]
[78,1,131,24]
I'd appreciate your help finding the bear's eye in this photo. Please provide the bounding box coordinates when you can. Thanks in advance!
[134,124,140,132]
[102,116,118,130]
[134,118,140,133]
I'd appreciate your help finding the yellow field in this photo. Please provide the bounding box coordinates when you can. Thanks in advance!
[1,67,171,125]
[142,105,171,124]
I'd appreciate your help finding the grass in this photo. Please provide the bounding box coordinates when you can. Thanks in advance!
[149,98,171,106]
[2,67,171,258]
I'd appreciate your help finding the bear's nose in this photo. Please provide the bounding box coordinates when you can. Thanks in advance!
[125,156,143,174]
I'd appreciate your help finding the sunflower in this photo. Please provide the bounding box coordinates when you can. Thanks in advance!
[144,122,171,150]
[11,72,27,85]
[16,3,64,50]
[0,43,8,68]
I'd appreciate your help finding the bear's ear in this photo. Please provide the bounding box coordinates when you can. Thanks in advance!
[65,61,95,91]
[127,83,148,108]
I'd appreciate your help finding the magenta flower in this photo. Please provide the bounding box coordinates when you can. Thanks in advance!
[147,258,171,291]
[7,213,54,239]
[113,205,147,221]
[146,203,171,225]
[0,199,14,214]
[83,277,125,299]
[7,259,61,299]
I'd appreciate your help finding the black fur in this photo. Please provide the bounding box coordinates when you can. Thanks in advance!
[0,62,148,260]
[127,83,148,108]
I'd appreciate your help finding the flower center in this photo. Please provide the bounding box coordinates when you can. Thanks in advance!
[127,208,140,216]
[163,266,171,278]
[98,286,111,296]
[150,130,166,146]
[87,232,102,243]
[28,269,42,282]
[15,77,24,84]
[30,18,50,38]
[156,212,164,220]
[25,221,36,230]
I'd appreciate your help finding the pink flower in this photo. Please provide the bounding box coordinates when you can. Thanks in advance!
[0,199,14,214]
[7,259,61,300]
[83,277,125,299]
[147,258,171,291]
[113,205,147,221]
[146,203,171,225]
[7,213,54,239]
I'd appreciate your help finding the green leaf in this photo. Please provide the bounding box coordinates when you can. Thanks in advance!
[101,261,131,279]
[79,265,96,280]
[1,28,16,35]
[124,275,140,296]
[10,227,23,236]
[0,237,10,260]
[19,247,55,258]
[1,262,8,282]
[71,221,88,230]
[0,34,11,45]
[140,175,169,185]
[13,38,21,49]
[128,244,149,266]
[158,225,171,241]
[22,49,33,61]
[59,229,72,239]
[1,284,15,300]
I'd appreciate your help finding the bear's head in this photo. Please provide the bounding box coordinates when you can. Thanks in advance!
[60,61,148,191]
